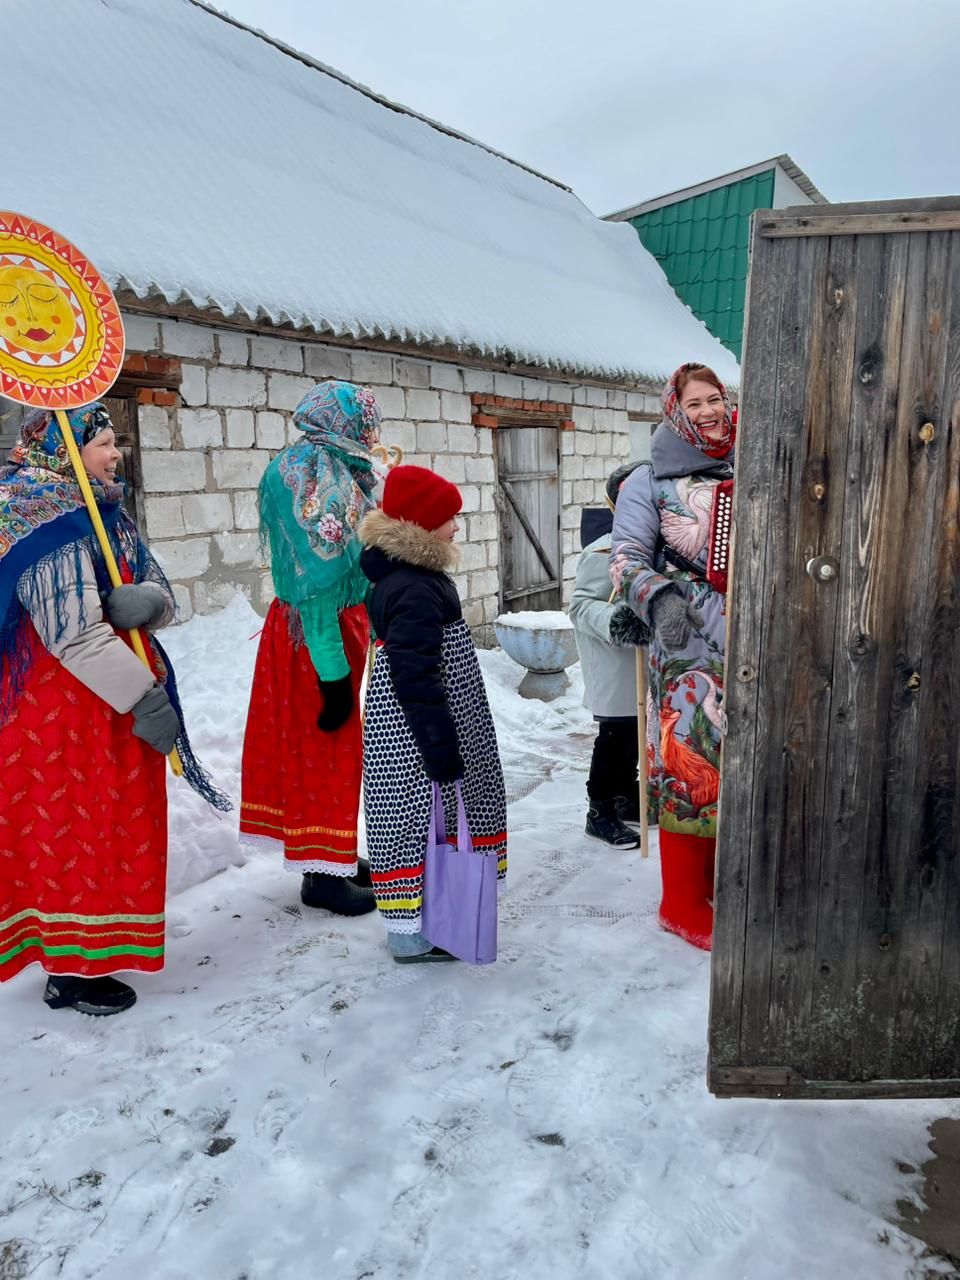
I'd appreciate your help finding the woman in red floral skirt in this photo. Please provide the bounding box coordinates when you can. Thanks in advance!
[239,381,382,916]
[0,403,228,1016]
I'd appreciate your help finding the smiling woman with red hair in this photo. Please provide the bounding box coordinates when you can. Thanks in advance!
[609,362,736,950]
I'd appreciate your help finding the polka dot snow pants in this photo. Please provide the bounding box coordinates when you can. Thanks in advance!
[363,619,508,937]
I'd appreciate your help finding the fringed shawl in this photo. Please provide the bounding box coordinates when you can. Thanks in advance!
[259,381,381,612]
[0,405,231,811]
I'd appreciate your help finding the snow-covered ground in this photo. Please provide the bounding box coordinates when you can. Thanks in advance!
[1,596,956,1280]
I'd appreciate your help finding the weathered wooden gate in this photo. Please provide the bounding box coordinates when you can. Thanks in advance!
[496,424,561,612]
[710,198,960,1099]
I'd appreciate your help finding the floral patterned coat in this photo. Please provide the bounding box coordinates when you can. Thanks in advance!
[609,425,734,837]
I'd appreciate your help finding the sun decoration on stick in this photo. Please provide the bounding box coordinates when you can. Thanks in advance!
[0,211,124,409]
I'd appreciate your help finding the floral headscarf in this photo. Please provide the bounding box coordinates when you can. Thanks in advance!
[0,401,121,561]
[277,380,382,562]
[661,364,735,458]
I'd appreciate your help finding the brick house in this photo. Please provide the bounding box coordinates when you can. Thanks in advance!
[2,0,736,641]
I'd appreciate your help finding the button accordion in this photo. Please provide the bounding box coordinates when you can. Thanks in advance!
[706,480,734,594]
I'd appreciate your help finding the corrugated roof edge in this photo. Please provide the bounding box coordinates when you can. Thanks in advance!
[187,0,572,194]
[603,154,828,221]
[114,281,684,388]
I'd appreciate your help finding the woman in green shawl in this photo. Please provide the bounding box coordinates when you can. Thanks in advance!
[240,380,381,915]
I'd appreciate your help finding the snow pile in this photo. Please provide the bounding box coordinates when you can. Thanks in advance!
[160,594,261,894]
[1,0,739,384]
[495,610,573,630]
[1,595,956,1280]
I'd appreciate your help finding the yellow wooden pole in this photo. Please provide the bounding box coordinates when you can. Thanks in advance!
[54,409,183,777]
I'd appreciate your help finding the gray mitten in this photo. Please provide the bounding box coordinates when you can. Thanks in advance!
[130,685,180,754]
[650,591,704,652]
[106,584,168,631]
[609,604,651,648]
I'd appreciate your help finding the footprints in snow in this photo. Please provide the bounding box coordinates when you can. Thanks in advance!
[409,990,485,1072]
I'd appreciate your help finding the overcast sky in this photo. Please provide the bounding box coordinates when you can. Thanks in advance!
[219,0,957,214]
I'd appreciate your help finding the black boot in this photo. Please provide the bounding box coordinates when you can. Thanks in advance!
[300,872,376,916]
[614,793,642,827]
[43,975,137,1016]
[585,802,640,849]
[351,858,372,888]
[393,947,457,965]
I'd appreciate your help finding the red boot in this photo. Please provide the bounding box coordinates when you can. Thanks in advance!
[657,831,714,950]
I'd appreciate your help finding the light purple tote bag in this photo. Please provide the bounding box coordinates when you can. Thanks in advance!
[421,782,498,965]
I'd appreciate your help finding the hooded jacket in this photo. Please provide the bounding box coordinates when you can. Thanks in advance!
[569,533,639,718]
[359,510,464,780]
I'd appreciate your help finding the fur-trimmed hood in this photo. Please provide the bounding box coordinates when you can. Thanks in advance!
[359,508,460,576]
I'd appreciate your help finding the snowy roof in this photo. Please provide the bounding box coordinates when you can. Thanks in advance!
[1,0,739,386]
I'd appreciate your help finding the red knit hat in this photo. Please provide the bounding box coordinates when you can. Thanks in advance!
[382,465,462,531]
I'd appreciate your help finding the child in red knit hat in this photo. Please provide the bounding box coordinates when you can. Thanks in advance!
[359,466,507,962]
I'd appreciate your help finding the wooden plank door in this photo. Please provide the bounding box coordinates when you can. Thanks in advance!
[104,392,145,533]
[496,424,561,612]
[710,200,960,1099]
[0,396,24,459]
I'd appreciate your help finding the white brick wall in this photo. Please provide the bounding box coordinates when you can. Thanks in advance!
[208,367,266,407]
[125,315,160,353]
[125,310,649,625]
[180,408,223,449]
[351,352,393,384]
[182,493,232,534]
[180,363,207,407]
[225,409,255,448]
[161,321,215,359]
[153,536,211,580]
[142,451,206,493]
[145,495,185,539]
[305,346,352,381]
[138,405,172,449]
[212,450,270,489]
[233,490,259,530]
[407,389,441,421]
[217,331,249,365]
[255,411,286,449]
[251,336,303,372]
[267,373,313,412]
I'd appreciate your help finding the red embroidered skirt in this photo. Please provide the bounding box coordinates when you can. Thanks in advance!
[239,601,369,874]
[0,629,167,982]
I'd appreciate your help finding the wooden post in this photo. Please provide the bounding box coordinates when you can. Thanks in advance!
[54,409,183,777]
[636,646,649,858]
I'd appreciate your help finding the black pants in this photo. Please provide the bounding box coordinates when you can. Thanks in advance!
[587,717,639,805]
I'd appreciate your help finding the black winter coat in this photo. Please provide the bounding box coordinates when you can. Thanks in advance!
[359,517,464,783]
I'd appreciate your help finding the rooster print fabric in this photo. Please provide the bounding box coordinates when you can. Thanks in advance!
[610,464,725,837]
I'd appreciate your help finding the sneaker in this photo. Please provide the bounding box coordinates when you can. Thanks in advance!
[43,975,137,1017]
[300,872,376,916]
[585,803,641,849]
[392,947,457,965]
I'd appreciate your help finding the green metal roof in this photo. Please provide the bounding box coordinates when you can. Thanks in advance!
[627,169,775,360]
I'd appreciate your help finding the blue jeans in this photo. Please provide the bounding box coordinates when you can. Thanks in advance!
[387,930,434,958]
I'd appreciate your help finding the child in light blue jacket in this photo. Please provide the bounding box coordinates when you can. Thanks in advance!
[569,463,648,848]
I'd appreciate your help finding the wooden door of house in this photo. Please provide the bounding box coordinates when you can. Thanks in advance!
[496,424,561,612]
[710,198,960,1099]
[104,392,145,532]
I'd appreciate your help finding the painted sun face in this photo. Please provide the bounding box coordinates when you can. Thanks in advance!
[0,265,76,355]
